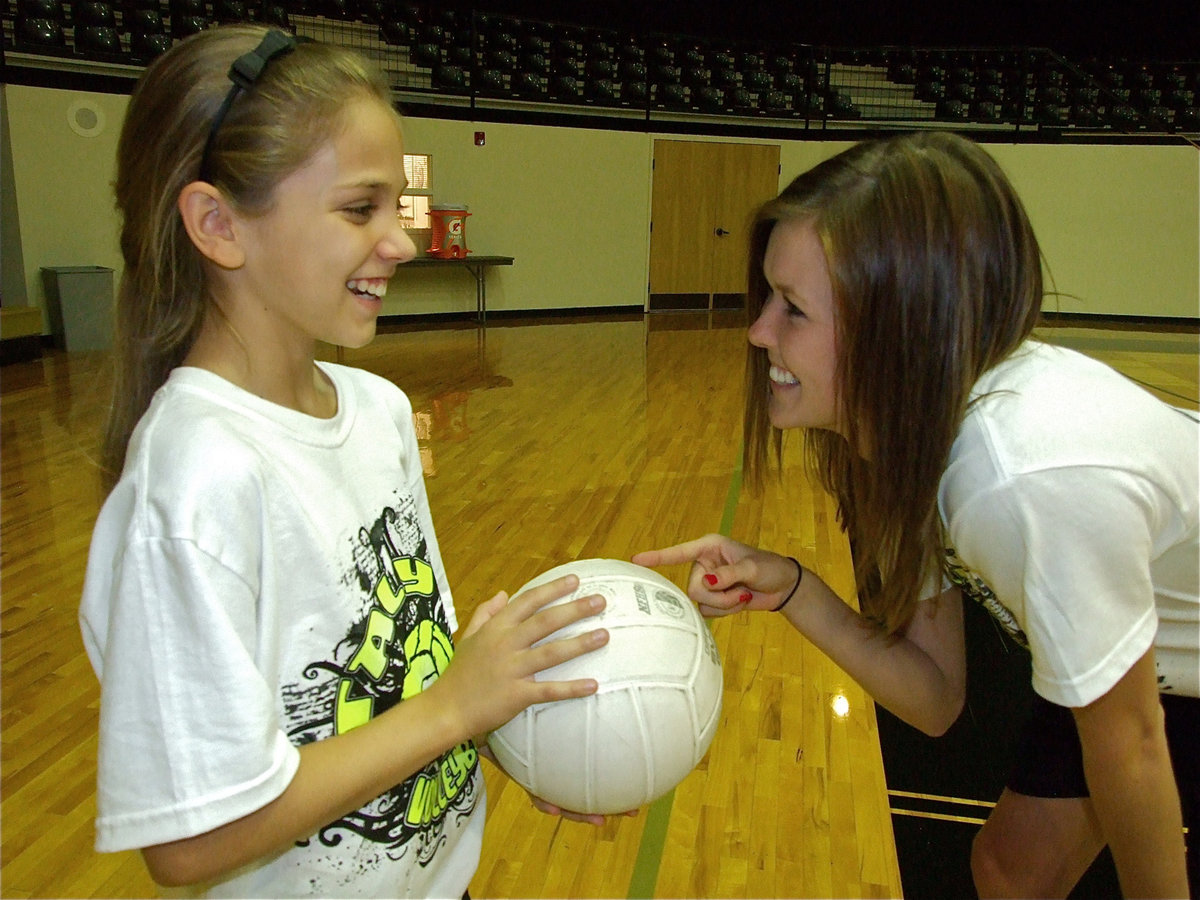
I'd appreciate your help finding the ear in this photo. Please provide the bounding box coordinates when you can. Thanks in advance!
[177,182,246,269]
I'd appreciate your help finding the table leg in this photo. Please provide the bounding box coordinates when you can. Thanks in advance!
[464,263,485,325]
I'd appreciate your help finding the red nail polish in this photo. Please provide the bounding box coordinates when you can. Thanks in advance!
[739,592,752,604]
[704,574,718,587]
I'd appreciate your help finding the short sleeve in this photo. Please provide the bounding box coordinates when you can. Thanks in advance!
[952,467,1160,707]
[92,535,299,852]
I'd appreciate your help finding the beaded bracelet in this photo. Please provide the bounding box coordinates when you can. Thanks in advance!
[772,557,803,612]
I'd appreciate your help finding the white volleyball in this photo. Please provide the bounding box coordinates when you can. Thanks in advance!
[489,559,723,814]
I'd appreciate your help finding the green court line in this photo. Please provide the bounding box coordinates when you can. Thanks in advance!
[626,458,743,899]
[718,462,744,536]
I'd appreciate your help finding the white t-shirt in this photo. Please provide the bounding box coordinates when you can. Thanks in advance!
[80,363,484,898]
[939,341,1199,707]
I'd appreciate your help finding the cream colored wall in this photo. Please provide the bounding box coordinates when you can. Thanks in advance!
[391,117,650,316]
[776,138,1200,319]
[779,139,856,186]
[989,142,1199,318]
[3,85,126,331]
[3,80,1198,327]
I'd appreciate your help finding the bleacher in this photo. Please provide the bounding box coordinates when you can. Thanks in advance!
[4,0,1199,137]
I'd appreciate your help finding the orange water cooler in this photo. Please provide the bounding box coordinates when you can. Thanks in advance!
[427,205,471,259]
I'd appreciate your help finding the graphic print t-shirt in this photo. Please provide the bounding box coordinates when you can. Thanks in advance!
[80,363,483,898]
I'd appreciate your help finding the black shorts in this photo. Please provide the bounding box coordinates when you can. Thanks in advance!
[1008,690,1199,891]
[1008,691,1199,803]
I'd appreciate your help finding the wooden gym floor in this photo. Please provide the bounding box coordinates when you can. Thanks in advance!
[1,312,1196,898]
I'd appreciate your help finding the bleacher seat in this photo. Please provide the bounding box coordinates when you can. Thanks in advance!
[678,65,705,87]
[418,23,446,46]
[694,85,723,111]
[652,63,679,85]
[554,38,582,60]
[486,49,517,70]
[767,53,792,75]
[947,81,974,102]
[657,82,687,109]
[15,15,66,47]
[379,19,410,45]
[826,90,859,118]
[126,6,162,31]
[14,0,65,47]
[587,58,616,80]
[432,63,467,92]
[75,23,122,56]
[19,0,64,19]
[1033,102,1067,125]
[799,92,825,116]
[975,82,1004,103]
[550,56,578,77]
[936,98,970,121]
[970,100,1003,122]
[130,27,171,59]
[550,74,579,99]
[1107,103,1140,129]
[1131,88,1162,110]
[171,14,207,36]
[584,77,617,103]
[74,1,115,26]
[1166,87,1195,109]
[728,86,753,111]
[1174,107,1200,131]
[520,34,551,57]
[213,0,247,23]
[411,43,440,67]
[648,43,673,65]
[475,68,505,94]
[762,89,792,115]
[127,6,171,60]
[620,59,647,82]
[915,78,946,102]
[738,51,763,70]
[514,71,547,98]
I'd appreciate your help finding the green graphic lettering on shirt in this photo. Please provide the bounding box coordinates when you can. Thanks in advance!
[347,608,397,680]
[405,742,478,827]
[402,619,454,698]
[334,556,441,735]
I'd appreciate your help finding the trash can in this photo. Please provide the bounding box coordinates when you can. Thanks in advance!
[40,265,114,352]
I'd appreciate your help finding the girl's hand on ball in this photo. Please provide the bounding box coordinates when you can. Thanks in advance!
[440,575,608,742]
[634,535,796,616]
[529,795,638,826]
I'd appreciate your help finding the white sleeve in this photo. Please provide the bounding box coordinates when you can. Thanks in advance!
[91,535,299,853]
[952,467,1160,707]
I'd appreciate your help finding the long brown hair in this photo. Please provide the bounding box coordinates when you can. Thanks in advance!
[102,25,394,490]
[744,132,1044,634]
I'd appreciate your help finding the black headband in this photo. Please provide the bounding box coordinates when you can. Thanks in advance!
[197,29,300,184]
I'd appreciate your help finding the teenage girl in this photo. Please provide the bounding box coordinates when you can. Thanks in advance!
[636,132,1198,899]
[80,25,611,896]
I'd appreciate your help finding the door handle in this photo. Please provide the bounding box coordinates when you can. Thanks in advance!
[714,227,730,236]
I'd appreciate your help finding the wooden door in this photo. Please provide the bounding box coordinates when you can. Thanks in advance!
[710,143,782,296]
[649,140,780,309]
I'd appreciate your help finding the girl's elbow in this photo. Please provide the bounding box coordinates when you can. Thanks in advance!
[141,844,220,889]
[924,689,966,737]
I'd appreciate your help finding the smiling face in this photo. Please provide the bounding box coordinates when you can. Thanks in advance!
[746,217,842,436]
[228,94,416,352]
